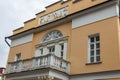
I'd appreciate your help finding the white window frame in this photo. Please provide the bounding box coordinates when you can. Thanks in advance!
[88,34,100,63]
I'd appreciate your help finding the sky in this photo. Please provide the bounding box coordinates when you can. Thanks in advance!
[0,0,60,67]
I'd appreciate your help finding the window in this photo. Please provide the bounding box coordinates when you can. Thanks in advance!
[42,30,63,42]
[48,46,55,53]
[88,34,100,63]
[15,53,21,61]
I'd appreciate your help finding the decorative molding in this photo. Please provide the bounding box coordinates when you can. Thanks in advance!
[36,36,69,48]
[39,6,69,26]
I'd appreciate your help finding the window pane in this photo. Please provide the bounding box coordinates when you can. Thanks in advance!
[61,44,64,50]
[61,52,63,58]
[96,50,100,55]
[96,36,100,41]
[90,37,94,42]
[96,56,100,62]
[90,51,94,56]
[90,57,94,63]
[90,44,94,49]
[96,43,100,48]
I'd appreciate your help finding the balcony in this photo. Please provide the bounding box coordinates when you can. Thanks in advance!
[6,53,70,74]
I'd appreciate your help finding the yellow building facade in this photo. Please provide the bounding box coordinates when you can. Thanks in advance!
[5,0,120,80]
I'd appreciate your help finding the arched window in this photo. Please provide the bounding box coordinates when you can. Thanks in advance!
[42,30,63,42]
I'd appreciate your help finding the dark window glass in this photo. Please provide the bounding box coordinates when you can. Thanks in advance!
[90,44,94,49]
[96,36,100,41]
[90,51,94,56]
[90,57,94,63]
[96,56,100,62]
[90,37,94,42]
[96,43,100,48]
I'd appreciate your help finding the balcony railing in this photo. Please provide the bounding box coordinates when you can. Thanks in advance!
[7,54,70,74]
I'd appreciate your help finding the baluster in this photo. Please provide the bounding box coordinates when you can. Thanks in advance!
[8,64,11,73]
[45,57,47,65]
[44,57,46,65]
[55,57,59,67]
[32,58,36,68]
[43,57,45,66]
[46,56,48,65]
[41,57,43,66]
[49,54,54,67]
[37,58,40,66]
[40,58,42,66]
[54,56,56,66]
[19,61,23,71]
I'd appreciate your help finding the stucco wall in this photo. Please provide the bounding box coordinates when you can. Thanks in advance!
[70,16,120,74]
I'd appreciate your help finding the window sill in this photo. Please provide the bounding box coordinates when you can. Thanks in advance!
[86,61,102,65]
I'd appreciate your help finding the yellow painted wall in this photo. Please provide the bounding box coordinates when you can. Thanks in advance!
[13,0,108,34]
[13,19,37,34]
[8,42,33,62]
[70,17,120,74]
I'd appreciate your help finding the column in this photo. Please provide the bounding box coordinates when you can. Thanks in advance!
[63,41,67,60]
[55,44,61,57]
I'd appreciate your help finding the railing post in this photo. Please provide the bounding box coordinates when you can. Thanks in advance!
[32,58,36,69]
[48,54,54,67]
[67,62,70,74]
[8,63,11,73]
[18,61,23,71]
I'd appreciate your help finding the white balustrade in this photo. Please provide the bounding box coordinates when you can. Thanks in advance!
[7,53,70,74]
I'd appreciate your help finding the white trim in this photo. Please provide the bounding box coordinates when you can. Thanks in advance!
[70,71,120,80]
[63,41,67,59]
[116,3,119,16]
[72,4,118,28]
[11,34,33,47]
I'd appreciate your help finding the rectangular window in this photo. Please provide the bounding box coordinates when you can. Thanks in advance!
[88,34,100,63]
[15,53,21,61]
